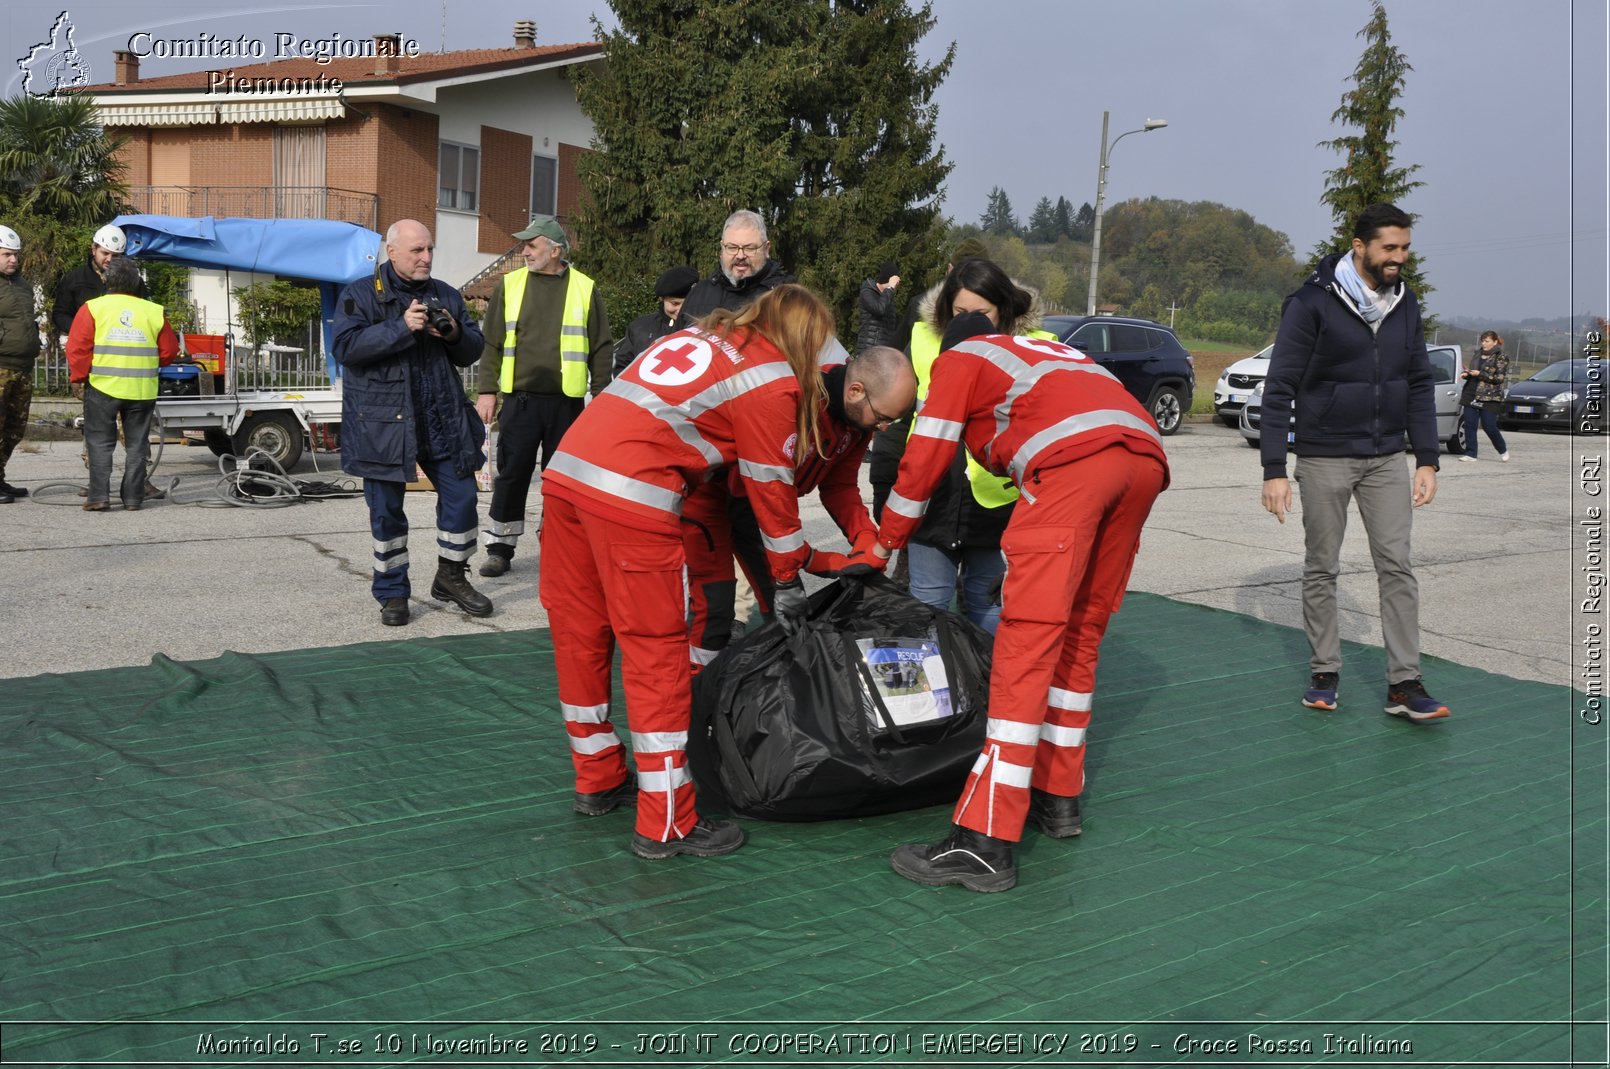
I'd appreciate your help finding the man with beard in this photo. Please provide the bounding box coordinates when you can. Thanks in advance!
[0,225,40,503]
[680,210,795,320]
[1259,202,1449,723]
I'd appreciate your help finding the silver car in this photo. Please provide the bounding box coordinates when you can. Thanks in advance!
[1239,344,1467,453]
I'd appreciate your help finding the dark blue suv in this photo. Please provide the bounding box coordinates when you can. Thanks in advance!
[1041,315,1196,435]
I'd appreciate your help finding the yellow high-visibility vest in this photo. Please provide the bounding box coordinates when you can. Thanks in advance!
[499,266,595,397]
[85,293,164,401]
[909,323,1056,508]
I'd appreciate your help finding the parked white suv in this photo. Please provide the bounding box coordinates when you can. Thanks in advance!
[1213,344,1272,426]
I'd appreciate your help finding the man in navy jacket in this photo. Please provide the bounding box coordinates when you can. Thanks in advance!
[333,219,492,627]
[1259,202,1449,723]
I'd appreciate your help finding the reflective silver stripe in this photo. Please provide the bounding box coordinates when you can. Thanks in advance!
[1040,723,1088,748]
[569,730,623,755]
[631,730,688,753]
[991,757,1033,788]
[985,718,1041,747]
[738,458,794,484]
[999,359,1118,439]
[1048,686,1093,712]
[374,535,407,552]
[1009,409,1162,485]
[93,343,160,355]
[912,414,964,441]
[438,526,476,548]
[562,701,611,724]
[436,542,474,563]
[373,551,408,573]
[762,528,806,554]
[610,380,724,469]
[87,364,158,377]
[639,764,692,792]
[547,452,684,514]
[485,518,524,536]
[885,489,926,520]
[561,324,588,337]
[689,645,721,666]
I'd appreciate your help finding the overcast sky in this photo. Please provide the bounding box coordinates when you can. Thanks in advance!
[5,0,1605,323]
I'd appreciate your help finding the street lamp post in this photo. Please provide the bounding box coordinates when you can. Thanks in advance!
[1085,111,1168,316]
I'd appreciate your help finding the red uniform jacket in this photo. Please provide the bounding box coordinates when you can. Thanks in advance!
[544,325,816,583]
[880,333,1170,550]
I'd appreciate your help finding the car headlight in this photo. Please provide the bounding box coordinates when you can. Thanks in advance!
[1547,390,1578,406]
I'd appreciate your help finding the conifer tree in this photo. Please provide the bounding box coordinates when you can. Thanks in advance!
[979,186,1018,237]
[571,0,954,328]
[1053,196,1075,240]
[1027,197,1057,244]
[1309,1,1433,307]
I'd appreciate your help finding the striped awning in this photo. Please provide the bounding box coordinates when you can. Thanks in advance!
[96,98,345,126]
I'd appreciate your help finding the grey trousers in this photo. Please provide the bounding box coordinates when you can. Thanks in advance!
[82,384,155,508]
[1294,454,1421,683]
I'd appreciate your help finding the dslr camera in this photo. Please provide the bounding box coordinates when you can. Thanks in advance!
[422,294,455,335]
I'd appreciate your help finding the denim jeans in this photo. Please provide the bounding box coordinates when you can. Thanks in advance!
[906,541,1004,634]
[82,384,155,507]
[1461,404,1508,458]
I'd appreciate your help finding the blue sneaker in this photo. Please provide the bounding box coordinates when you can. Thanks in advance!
[1301,672,1339,710]
[1384,678,1450,722]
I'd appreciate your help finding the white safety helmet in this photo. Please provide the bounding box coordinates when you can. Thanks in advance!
[92,223,127,253]
[0,225,20,251]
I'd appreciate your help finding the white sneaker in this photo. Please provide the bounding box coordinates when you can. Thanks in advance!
[1499,452,1511,462]
[1457,455,1477,463]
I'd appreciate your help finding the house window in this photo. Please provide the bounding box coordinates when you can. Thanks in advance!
[438,141,479,212]
[531,154,557,217]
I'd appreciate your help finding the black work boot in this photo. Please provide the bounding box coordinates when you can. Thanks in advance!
[431,558,493,617]
[0,480,28,497]
[574,770,638,816]
[380,597,410,626]
[1026,788,1083,838]
[890,824,1017,892]
[631,817,745,859]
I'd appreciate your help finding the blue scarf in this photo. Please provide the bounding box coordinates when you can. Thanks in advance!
[1333,252,1387,325]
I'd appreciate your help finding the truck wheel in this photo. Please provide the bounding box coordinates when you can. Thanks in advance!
[203,428,232,457]
[232,412,304,469]
[1148,386,1185,436]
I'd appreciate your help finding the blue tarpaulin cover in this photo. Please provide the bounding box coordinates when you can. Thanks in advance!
[112,214,382,284]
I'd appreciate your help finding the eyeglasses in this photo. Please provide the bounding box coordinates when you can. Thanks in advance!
[720,242,765,255]
[866,398,902,429]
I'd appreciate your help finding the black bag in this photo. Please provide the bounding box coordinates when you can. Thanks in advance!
[688,576,992,821]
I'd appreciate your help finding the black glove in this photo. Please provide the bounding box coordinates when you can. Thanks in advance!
[772,578,809,634]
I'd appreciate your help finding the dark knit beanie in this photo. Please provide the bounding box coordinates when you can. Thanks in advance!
[654,265,699,298]
[875,261,899,284]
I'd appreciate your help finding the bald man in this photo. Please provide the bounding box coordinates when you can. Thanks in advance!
[332,219,493,627]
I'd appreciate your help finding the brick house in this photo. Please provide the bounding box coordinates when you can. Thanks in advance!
[84,22,603,303]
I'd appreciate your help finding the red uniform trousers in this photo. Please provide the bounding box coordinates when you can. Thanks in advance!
[538,495,700,842]
[953,444,1167,842]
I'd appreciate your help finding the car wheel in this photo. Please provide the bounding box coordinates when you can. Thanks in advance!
[1244,435,1259,448]
[1447,419,1467,455]
[1148,386,1185,436]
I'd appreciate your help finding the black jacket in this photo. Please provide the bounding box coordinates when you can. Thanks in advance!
[612,309,691,378]
[51,257,108,335]
[856,278,898,353]
[681,259,795,320]
[1260,251,1440,479]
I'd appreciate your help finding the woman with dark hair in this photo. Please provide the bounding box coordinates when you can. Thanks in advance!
[901,257,1051,633]
[539,284,871,862]
[1457,330,1510,462]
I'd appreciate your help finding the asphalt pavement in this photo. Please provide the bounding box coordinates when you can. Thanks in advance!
[0,417,1584,688]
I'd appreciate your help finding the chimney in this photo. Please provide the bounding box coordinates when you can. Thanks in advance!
[373,34,401,77]
[513,20,537,49]
[113,50,140,85]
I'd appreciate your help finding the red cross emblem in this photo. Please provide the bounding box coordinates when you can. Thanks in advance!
[639,336,713,386]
